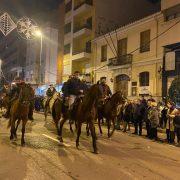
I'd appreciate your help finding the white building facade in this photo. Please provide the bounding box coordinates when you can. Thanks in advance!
[94,1,180,100]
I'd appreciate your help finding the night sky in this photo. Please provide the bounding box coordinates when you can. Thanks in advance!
[0,0,63,23]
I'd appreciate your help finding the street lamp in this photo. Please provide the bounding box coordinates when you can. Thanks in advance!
[34,30,43,84]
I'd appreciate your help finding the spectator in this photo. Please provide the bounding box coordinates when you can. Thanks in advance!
[166,101,178,144]
[148,101,159,140]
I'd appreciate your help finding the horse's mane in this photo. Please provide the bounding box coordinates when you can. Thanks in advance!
[109,91,124,105]
[82,85,100,111]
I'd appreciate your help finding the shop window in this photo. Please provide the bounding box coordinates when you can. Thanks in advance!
[140,30,150,53]
[139,71,149,86]
[101,45,107,62]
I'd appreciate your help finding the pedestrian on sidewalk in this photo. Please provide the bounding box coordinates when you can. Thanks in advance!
[148,101,159,140]
[174,105,180,144]
[166,101,177,144]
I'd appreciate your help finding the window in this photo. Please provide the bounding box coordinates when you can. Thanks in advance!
[140,30,150,53]
[64,44,71,55]
[65,0,72,13]
[139,72,149,86]
[117,38,127,56]
[64,23,71,34]
[101,45,107,62]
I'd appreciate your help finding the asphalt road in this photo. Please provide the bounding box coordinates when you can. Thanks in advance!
[0,113,180,180]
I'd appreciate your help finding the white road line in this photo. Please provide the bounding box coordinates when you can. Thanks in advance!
[42,134,71,147]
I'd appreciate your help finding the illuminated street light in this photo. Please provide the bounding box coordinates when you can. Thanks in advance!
[34,30,43,84]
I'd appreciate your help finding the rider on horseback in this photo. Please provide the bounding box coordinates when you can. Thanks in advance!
[4,77,24,118]
[98,77,112,100]
[45,84,57,107]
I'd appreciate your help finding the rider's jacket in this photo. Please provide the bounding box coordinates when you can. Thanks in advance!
[65,77,82,96]
[46,87,56,97]
[99,83,112,99]
[9,84,21,99]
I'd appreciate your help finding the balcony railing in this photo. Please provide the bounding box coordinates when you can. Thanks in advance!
[73,41,91,55]
[74,0,93,10]
[108,54,133,66]
[73,23,92,33]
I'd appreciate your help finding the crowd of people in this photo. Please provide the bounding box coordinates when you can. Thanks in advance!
[118,96,180,145]
[1,72,179,146]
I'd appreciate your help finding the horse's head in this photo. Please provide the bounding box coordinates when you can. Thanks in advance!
[111,91,126,105]
[89,84,103,101]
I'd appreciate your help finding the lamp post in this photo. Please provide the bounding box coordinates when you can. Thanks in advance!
[34,30,43,84]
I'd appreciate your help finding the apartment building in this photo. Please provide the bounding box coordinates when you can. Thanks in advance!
[94,0,180,99]
[25,26,59,85]
[62,0,160,81]
[0,31,26,82]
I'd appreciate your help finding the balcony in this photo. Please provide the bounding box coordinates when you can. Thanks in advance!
[74,0,93,16]
[73,24,92,38]
[72,43,91,61]
[108,54,133,67]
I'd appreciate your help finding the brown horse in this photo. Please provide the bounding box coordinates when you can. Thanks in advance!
[8,84,33,145]
[98,91,125,137]
[59,84,102,153]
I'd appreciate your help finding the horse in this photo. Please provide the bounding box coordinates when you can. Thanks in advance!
[59,84,103,154]
[8,84,34,145]
[98,91,126,138]
[44,92,74,138]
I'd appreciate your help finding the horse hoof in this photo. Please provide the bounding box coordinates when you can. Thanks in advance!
[93,150,99,154]
[58,136,63,143]
[21,142,25,146]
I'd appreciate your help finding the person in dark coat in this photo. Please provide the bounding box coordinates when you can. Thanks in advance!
[133,99,146,136]
[148,101,159,140]
[123,100,133,132]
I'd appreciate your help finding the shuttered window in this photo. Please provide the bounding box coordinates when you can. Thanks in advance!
[140,30,150,53]
[64,44,71,55]
[64,23,71,34]
[101,45,107,62]
[117,38,127,56]
[65,0,72,13]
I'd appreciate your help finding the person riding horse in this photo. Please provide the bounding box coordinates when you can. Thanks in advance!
[45,84,57,107]
[4,77,24,118]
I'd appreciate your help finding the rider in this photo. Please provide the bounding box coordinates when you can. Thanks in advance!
[45,84,57,107]
[98,77,112,100]
[4,77,23,118]
[65,71,82,109]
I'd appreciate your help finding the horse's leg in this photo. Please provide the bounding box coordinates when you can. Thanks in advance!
[10,117,15,140]
[98,117,103,135]
[86,123,90,136]
[14,119,21,139]
[54,119,60,137]
[107,119,111,138]
[110,118,116,137]
[76,121,82,149]
[44,108,48,121]
[59,118,67,142]
[21,119,28,146]
[69,120,74,133]
[89,120,98,154]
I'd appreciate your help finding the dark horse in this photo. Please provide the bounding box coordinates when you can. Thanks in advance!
[98,91,125,137]
[59,84,103,153]
[8,84,34,145]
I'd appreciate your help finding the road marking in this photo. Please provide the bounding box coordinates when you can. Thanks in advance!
[42,134,71,147]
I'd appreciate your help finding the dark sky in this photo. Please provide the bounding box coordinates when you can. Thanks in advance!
[0,0,63,23]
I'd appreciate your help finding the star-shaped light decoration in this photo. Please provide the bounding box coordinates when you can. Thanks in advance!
[0,12,17,36]
[17,17,38,40]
